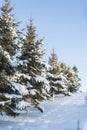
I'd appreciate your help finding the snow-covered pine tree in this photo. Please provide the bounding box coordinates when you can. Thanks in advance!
[65,66,81,93]
[0,46,19,116]
[0,0,22,116]
[49,49,60,74]
[47,49,81,97]
[0,0,20,56]
[47,49,68,97]
[18,18,49,111]
[20,18,44,76]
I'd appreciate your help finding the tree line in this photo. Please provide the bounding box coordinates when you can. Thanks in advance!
[0,0,81,116]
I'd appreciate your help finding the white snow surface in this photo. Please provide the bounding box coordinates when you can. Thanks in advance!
[0,92,87,130]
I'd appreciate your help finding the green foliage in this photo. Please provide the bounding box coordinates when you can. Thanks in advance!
[20,18,44,76]
[49,49,60,74]
[0,0,20,116]
[0,47,14,75]
[0,0,20,56]
[66,67,81,93]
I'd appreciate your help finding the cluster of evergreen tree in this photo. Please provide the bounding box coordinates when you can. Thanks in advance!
[0,0,81,116]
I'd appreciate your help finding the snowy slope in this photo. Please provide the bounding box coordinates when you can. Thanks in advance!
[0,92,87,130]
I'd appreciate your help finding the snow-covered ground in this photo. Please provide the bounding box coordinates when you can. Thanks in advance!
[0,92,87,130]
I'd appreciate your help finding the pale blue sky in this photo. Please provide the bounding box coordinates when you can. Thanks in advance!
[0,0,87,90]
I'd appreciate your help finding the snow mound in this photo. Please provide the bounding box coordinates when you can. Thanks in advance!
[0,92,87,130]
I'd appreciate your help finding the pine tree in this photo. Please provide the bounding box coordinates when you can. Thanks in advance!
[18,18,49,111]
[0,46,19,116]
[66,66,81,93]
[49,49,60,74]
[47,49,68,97]
[0,0,20,56]
[0,0,21,116]
[20,18,44,76]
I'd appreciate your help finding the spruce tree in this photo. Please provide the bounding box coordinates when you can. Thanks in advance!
[0,0,20,116]
[49,49,60,74]
[18,19,49,111]
[21,18,44,76]
[0,0,20,56]
[66,66,81,93]
[0,46,19,116]
[47,49,68,97]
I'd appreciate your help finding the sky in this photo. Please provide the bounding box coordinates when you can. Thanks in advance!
[0,0,87,91]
